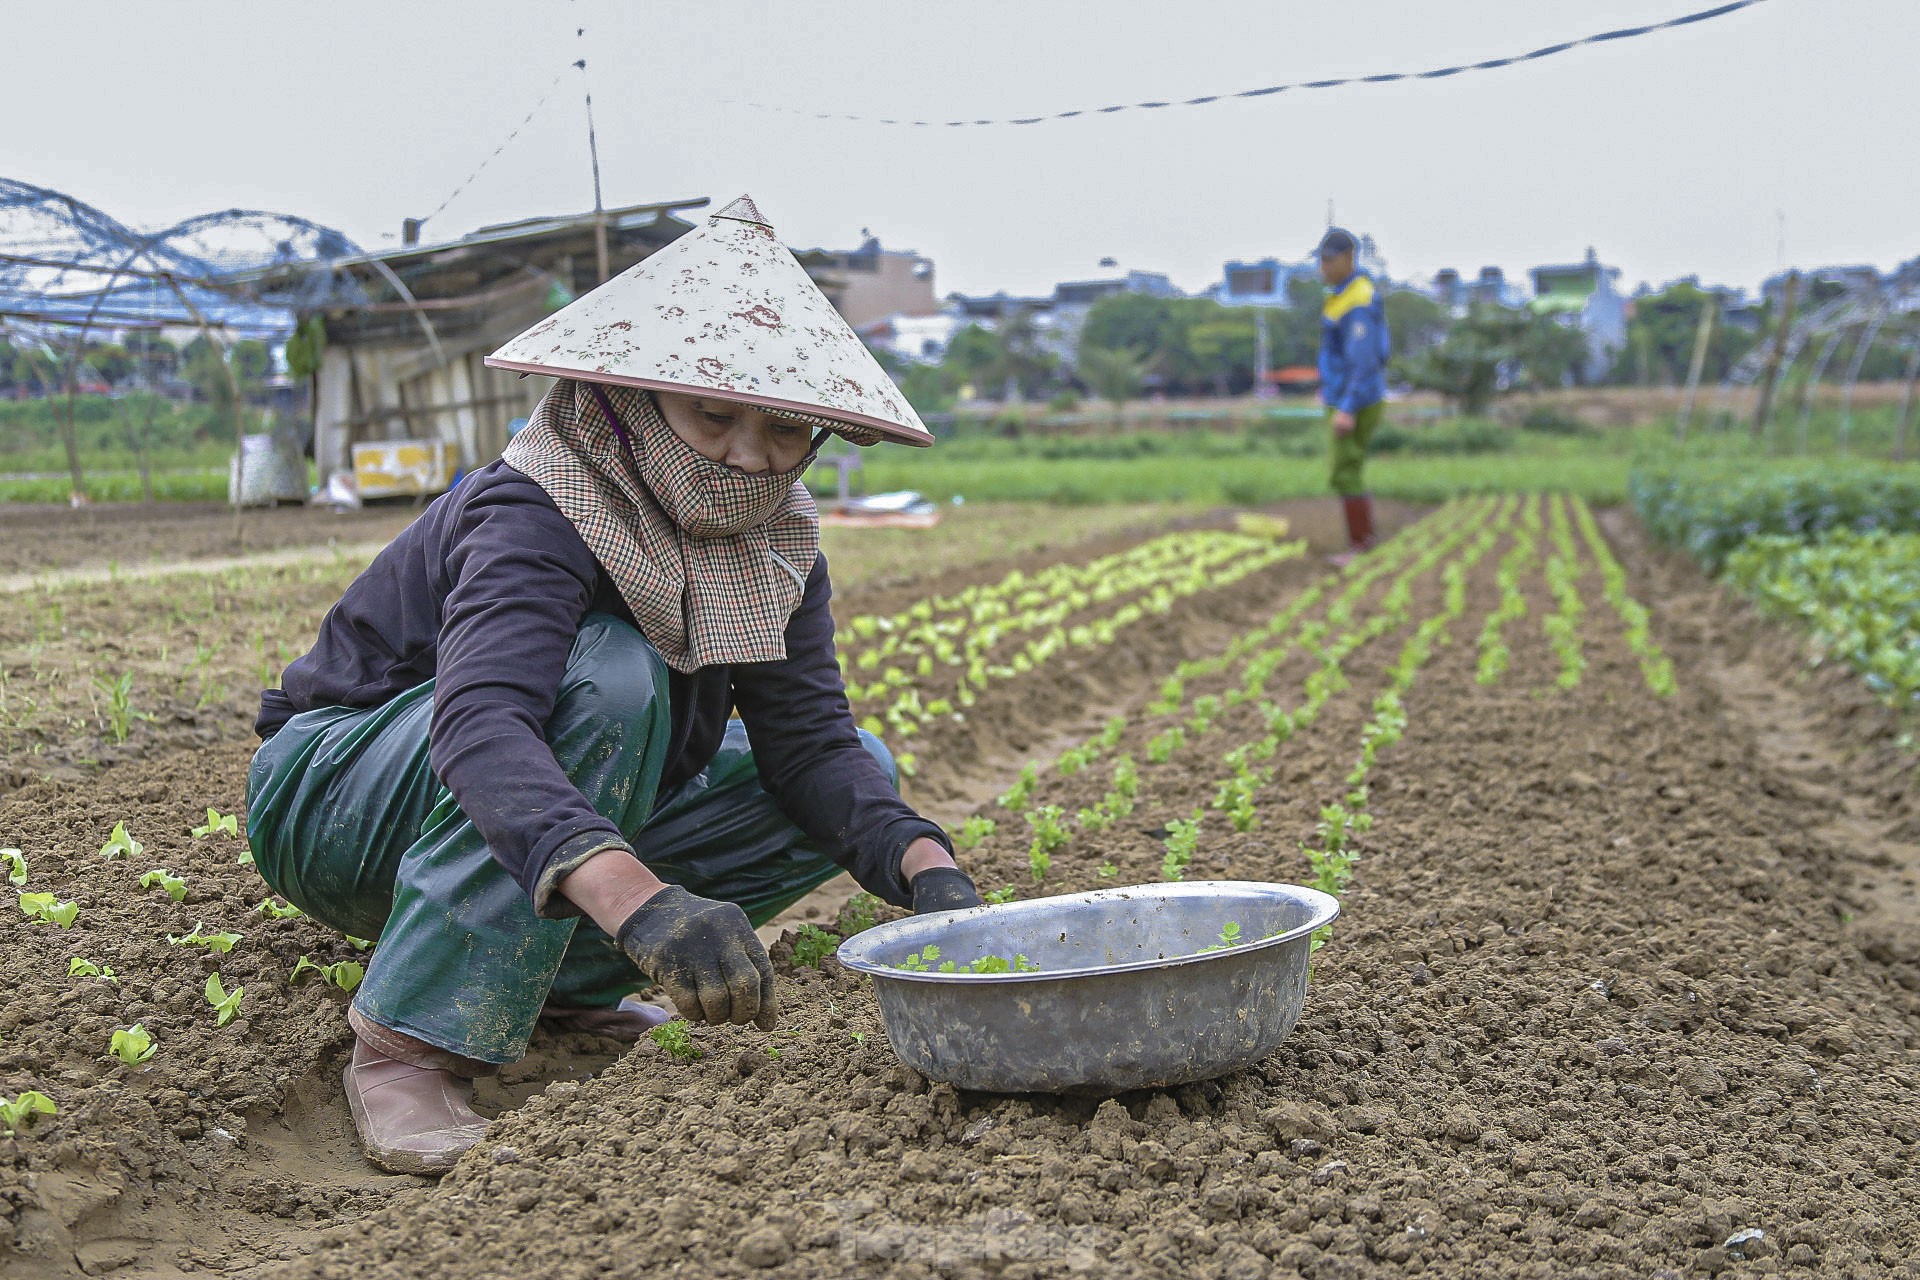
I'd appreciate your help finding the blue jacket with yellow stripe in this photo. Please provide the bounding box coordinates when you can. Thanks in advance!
[1318,270,1390,414]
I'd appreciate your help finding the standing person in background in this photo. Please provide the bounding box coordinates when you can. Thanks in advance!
[1315,227,1390,564]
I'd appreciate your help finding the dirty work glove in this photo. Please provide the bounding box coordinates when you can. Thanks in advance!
[616,886,777,1030]
[911,866,983,915]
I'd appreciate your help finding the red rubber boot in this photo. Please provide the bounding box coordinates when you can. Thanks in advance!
[1345,494,1376,551]
[1327,495,1377,567]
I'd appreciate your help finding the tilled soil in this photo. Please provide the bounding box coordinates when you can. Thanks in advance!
[0,504,417,580]
[5,499,1918,1279]
[285,500,1916,1280]
[0,505,1331,1277]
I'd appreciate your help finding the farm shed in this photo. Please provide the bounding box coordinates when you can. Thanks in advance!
[234,197,709,484]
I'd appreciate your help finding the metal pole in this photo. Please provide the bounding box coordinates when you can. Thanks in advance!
[1751,270,1798,440]
[1797,324,1847,454]
[575,56,610,284]
[1837,307,1886,453]
[1253,307,1272,400]
[1894,338,1920,462]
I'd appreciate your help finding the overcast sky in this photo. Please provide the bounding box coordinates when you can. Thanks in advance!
[4,0,1914,299]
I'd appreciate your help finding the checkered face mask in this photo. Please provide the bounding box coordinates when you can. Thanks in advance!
[503,381,820,672]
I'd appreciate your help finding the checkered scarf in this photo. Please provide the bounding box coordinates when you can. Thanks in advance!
[503,381,820,672]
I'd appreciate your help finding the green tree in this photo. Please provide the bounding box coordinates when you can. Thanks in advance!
[1383,289,1449,356]
[82,342,132,387]
[1395,303,1531,413]
[1076,345,1146,424]
[1517,314,1592,390]
[1080,293,1181,365]
[1183,317,1257,396]
[1613,282,1759,387]
[985,308,1057,402]
[943,324,1002,396]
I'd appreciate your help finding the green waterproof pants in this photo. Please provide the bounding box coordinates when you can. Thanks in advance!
[1327,400,1384,497]
[244,613,893,1065]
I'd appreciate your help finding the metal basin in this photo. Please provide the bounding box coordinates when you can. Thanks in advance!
[833,881,1339,1095]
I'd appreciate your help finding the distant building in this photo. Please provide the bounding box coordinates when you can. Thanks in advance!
[796,234,938,331]
[858,311,962,364]
[1048,270,1180,360]
[1529,248,1627,382]
[1761,264,1880,308]
[944,270,1180,364]
[1052,270,1180,311]
[1431,266,1523,312]
[1218,257,1315,307]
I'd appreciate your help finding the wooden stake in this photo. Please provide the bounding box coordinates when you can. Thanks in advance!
[1676,295,1717,442]
[1750,270,1798,440]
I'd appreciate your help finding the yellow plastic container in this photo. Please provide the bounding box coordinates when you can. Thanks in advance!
[352,440,454,499]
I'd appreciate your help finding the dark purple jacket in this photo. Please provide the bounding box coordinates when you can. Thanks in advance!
[257,460,946,916]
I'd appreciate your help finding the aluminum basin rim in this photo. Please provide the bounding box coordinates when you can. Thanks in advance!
[834,880,1340,985]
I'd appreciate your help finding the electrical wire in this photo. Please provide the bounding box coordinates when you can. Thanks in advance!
[726,0,1769,128]
[422,70,569,226]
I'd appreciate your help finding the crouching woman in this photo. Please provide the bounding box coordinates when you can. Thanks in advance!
[244,197,980,1174]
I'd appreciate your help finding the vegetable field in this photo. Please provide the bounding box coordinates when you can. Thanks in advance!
[3,495,1918,1280]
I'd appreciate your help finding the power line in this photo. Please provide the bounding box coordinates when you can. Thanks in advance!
[727,0,1769,128]
[422,69,568,226]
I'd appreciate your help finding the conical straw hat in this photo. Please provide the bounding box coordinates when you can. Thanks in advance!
[486,195,933,447]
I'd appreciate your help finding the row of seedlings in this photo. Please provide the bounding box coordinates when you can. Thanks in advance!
[1569,496,1677,696]
[846,531,1308,747]
[1540,493,1589,690]
[1296,503,1511,943]
[1475,494,1541,685]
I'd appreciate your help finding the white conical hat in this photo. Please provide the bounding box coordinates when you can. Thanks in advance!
[486,195,933,447]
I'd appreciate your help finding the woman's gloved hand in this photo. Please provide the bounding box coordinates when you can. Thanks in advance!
[616,886,777,1029]
[911,866,983,914]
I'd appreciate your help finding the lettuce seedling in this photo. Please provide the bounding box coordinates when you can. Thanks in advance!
[983,885,1018,905]
[204,973,246,1027]
[0,1090,56,1136]
[1076,804,1114,831]
[167,923,242,953]
[18,892,78,928]
[235,850,256,868]
[1109,755,1139,800]
[954,815,997,850]
[192,807,240,839]
[1146,727,1185,764]
[109,1024,157,1065]
[344,935,374,951]
[841,893,880,936]
[1161,814,1202,881]
[959,954,1040,974]
[790,923,841,969]
[1,848,25,886]
[896,944,943,972]
[291,956,365,991]
[92,671,146,743]
[98,822,142,860]
[1097,862,1118,878]
[997,763,1039,813]
[139,869,188,902]
[1026,805,1069,883]
[651,1019,702,1060]
[68,957,117,982]
[255,897,303,920]
[1197,922,1244,954]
